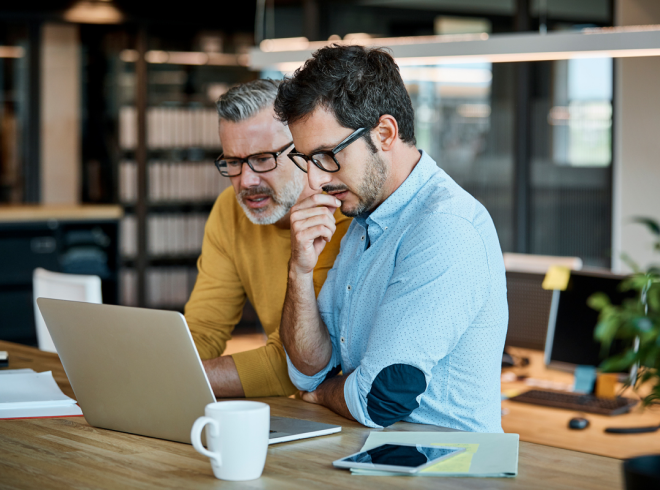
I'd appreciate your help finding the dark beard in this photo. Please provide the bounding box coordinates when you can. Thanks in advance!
[323,152,388,218]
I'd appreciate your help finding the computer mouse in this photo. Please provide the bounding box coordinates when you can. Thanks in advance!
[568,417,590,430]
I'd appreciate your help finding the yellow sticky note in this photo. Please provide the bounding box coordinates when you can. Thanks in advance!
[419,443,479,474]
[542,265,571,291]
[502,389,524,399]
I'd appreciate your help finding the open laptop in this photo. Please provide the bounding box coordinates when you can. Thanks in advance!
[36,298,341,445]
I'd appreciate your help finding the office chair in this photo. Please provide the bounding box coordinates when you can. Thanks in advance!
[503,253,582,350]
[33,268,103,353]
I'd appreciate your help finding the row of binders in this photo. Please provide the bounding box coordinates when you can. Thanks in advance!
[121,213,208,258]
[119,160,231,203]
[119,106,221,150]
[121,267,198,309]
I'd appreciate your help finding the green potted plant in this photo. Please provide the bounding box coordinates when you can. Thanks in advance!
[588,218,660,406]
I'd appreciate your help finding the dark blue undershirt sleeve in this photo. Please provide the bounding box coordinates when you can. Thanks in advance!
[323,365,342,382]
[366,364,427,427]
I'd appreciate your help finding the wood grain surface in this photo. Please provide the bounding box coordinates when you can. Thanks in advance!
[0,341,624,489]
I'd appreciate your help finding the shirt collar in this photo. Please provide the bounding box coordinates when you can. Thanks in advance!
[356,150,437,237]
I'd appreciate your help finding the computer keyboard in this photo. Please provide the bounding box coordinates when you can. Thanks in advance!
[508,389,638,415]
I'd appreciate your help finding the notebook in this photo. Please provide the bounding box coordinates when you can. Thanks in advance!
[350,431,519,477]
[0,370,83,419]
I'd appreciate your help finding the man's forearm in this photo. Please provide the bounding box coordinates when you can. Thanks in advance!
[202,355,245,398]
[283,193,340,376]
[280,267,333,376]
[303,375,355,421]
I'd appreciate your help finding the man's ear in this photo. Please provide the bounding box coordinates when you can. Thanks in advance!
[375,114,399,152]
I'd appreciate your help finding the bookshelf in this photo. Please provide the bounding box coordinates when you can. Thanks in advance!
[112,28,256,312]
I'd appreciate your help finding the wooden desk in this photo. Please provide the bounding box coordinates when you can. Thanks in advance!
[502,347,660,459]
[0,341,622,489]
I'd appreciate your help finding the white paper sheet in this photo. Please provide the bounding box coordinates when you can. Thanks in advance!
[0,404,83,419]
[0,371,77,409]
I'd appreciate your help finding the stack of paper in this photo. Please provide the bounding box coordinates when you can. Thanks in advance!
[351,431,519,478]
[0,370,83,419]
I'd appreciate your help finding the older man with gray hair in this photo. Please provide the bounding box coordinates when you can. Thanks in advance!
[185,79,350,398]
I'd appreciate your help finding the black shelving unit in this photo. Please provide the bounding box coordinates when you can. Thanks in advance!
[108,27,256,309]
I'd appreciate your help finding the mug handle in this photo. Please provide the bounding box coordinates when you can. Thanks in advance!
[191,416,222,466]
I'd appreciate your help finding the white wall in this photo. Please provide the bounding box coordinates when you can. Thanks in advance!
[40,23,81,205]
[612,0,660,272]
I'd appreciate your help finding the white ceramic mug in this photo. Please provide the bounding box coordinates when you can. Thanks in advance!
[191,401,270,481]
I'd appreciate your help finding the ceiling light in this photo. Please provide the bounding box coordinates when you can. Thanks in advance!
[260,37,309,53]
[166,51,209,65]
[398,66,492,84]
[118,49,245,67]
[64,0,124,24]
[144,50,169,64]
[250,26,660,70]
[343,33,375,41]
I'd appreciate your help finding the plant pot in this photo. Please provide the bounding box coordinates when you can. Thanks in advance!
[623,454,660,489]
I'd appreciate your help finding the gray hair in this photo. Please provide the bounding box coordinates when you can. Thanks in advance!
[216,79,280,122]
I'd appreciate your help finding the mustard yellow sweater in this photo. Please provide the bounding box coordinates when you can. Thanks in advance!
[185,187,351,397]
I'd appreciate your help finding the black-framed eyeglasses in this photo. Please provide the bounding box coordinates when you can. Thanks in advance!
[214,141,294,177]
[287,128,368,174]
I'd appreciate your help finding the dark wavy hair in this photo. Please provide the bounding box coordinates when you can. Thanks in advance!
[274,44,416,146]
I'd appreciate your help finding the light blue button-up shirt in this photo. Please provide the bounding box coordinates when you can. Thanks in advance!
[286,151,508,432]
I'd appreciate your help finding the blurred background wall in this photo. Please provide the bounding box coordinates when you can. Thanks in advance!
[1,0,659,326]
[613,0,660,273]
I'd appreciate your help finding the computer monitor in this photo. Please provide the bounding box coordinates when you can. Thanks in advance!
[544,270,635,372]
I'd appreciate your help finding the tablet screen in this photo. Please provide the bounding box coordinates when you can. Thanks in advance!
[341,443,460,468]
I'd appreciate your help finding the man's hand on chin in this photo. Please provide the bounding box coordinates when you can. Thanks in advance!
[289,193,341,276]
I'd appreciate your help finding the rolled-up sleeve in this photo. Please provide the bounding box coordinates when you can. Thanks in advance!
[343,214,491,428]
[285,346,340,392]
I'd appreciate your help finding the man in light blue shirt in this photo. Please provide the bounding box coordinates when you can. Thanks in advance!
[274,45,508,432]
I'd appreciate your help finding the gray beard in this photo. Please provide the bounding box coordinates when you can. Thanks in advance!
[236,177,304,225]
